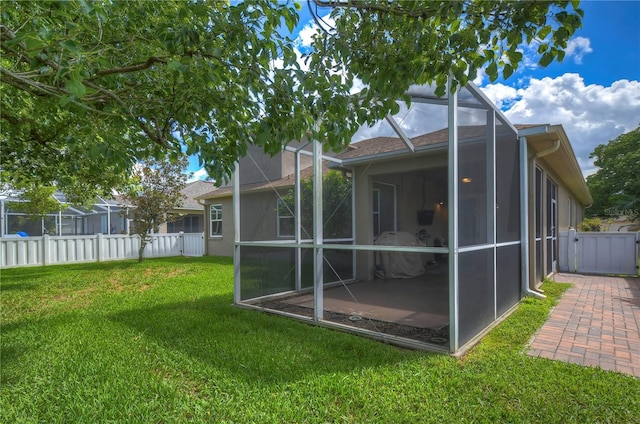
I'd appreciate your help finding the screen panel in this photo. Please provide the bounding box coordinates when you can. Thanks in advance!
[457,108,491,247]
[496,244,521,316]
[458,248,495,346]
[495,129,521,243]
[239,246,296,301]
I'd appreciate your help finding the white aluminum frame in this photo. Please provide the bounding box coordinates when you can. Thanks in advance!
[232,79,527,354]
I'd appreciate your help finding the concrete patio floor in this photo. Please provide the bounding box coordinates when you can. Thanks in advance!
[283,274,449,330]
[528,273,640,378]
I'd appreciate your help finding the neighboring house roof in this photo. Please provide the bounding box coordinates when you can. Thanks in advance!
[197,163,326,200]
[174,180,217,211]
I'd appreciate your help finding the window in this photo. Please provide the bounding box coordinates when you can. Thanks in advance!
[168,215,201,233]
[210,204,222,237]
[372,182,396,238]
[277,198,294,237]
[372,188,380,237]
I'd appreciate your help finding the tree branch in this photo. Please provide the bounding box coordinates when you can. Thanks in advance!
[311,0,444,19]
[93,56,169,77]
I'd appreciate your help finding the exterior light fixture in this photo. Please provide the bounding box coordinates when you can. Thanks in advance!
[461,177,472,183]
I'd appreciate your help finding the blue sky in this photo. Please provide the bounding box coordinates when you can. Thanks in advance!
[189,0,640,180]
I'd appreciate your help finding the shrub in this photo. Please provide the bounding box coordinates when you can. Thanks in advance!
[579,217,601,232]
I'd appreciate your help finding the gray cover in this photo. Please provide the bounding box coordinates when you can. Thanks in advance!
[374,231,425,279]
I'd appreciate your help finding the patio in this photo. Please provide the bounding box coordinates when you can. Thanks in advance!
[528,273,640,378]
[256,268,450,347]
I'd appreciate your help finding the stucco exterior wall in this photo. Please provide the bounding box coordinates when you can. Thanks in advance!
[204,197,234,257]
[204,187,292,257]
[350,152,448,281]
[239,146,284,185]
[239,190,281,241]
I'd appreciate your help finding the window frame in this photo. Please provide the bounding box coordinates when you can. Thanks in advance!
[276,198,295,238]
[209,204,223,237]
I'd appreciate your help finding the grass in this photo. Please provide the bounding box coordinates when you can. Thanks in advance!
[1,257,638,423]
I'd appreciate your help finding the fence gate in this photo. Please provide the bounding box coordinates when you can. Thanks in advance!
[560,230,639,276]
[181,233,205,256]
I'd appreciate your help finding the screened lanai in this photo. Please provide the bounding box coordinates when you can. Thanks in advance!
[0,193,129,237]
[233,81,525,354]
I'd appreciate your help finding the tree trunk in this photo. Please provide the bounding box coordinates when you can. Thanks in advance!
[137,235,146,263]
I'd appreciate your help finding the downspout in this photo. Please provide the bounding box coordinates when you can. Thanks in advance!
[535,138,560,159]
[520,135,546,299]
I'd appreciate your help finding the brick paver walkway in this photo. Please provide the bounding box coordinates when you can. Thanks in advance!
[528,273,640,378]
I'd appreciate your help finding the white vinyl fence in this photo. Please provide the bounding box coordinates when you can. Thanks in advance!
[1,232,204,268]
[559,229,640,276]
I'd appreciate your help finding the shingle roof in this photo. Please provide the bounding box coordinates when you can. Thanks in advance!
[177,180,217,210]
[336,127,453,161]
[198,124,547,200]
[197,162,328,200]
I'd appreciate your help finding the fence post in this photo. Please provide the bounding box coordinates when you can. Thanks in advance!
[568,228,577,272]
[43,234,50,266]
[179,231,185,256]
[97,233,104,262]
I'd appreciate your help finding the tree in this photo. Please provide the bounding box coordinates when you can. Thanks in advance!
[586,125,640,222]
[122,155,190,262]
[1,0,583,197]
[1,89,151,206]
[279,170,353,239]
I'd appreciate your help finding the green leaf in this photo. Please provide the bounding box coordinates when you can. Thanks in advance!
[486,61,498,82]
[59,39,81,54]
[390,101,400,115]
[24,36,46,58]
[539,52,554,67]
[65,78,86,98]
[537,43,548,54]
[503,63,513,80]
[507,50,523,66]
[484,49,495,60]
[79,0,95,15]
[167,60,183,71]
[538,25,552,40]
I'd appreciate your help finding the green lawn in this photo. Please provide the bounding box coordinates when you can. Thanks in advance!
[1,257,638,423]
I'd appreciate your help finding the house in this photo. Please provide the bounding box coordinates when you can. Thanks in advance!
[0,192,128,237]
[198,82,591,354]
[159,180,215,234]
[0,180,214,237]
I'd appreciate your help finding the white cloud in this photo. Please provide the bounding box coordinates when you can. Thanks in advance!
[564,36,593,64]
[482,73,640,176]
[472,69,485,86]
[480,83,518,110]
[270,47,309,73]
[295,14,335,49]
[296,21,319,49]
[188,167,210,182]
